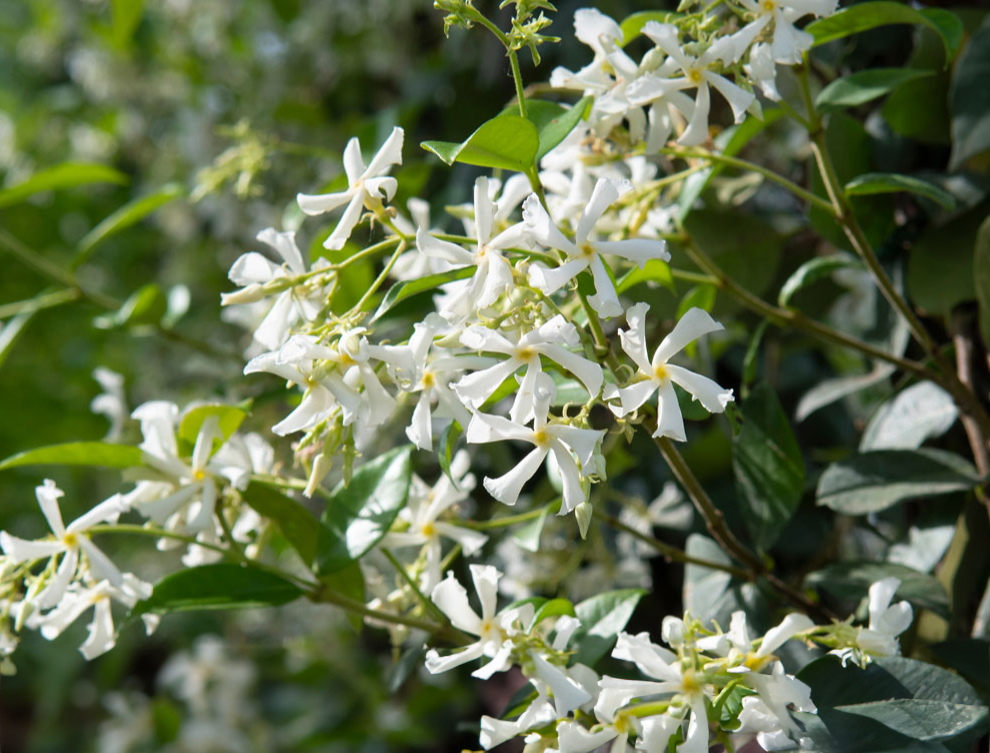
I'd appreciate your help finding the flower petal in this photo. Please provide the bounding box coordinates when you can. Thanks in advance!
[654,307,724,365]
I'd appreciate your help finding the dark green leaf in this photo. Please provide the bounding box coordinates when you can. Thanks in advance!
[75,184,184,267]
[929,638,990,696]
[0,309,37,372]
[860,381,958,451]
[422,115,539,173]
[683,535,768,633]
[808,2,963,60]
[840,699,987,741]
[130,564,303,620]
[975,215,990,351]
[0,163,129,209]
[907,205,983,320]
[320,561,365,633]
[371,267,474,322]
[795,364,896,422]
[845,173,956,209]
[732,383,805,552]
[388,646,428,693]
[805,561,949,619]
[315,445,413,574]
[778,253,861,307]
[0,441,143,471]
[816,69,934,112]
[241,481,321,566]
[570,589,645,667]
[519,97,590,161]
[816,449,980,515]
[950,20,990,170]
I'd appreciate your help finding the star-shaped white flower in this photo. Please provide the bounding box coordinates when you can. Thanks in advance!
[525,178,670,318]
[607,303,734,440]
[297,126,404,250]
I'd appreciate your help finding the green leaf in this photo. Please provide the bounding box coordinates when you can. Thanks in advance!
[177,404,247,453]
[929,638,990,695]
[315,445,414,574]
[0,441,143,471]
[616,258,676,295]
[421,115,539,173]
[571,589,645,667]
[845,173,956,209]
[778,253,861,307]
[0,163,129,209]
[805,561,949,619]
[529,598,576,632]
[676,284,716,320]
[907,205,984,320]
[816,68,934,112]
[438,421,463,487]
[619,10,683,44]
[241,481,321,566]
[950,20,990,170]
[75,184,183,267]
[130,564,303,620]
[519,97,590,162]
[732,383,805,552]
[797,656,987,751]
[512,503,553,553]
[860,381,958,451]
[94,283,167,329]
[977,216,990,351]
[816,449,980,515]
[371,267,474,322]
[808,2,963,60]
[320,561,365,633]
[795,363,897,422]
[0,309,37,372]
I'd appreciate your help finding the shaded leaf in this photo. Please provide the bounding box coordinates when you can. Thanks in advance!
[683,535,767,633]
[242,481,321,566]
[795,364,896,422]
[513,504,553,553]
[816,449,980,515]
[816,68,934,112]
[75,184,183,267]
[571,589,645,667]
[315,445,414,574]
[778,253,861,307]
[808,2,963,60]
[976,215,990,352]
[860,381,958,451]
[805,561,949,619]
[130,564,303,620]
[371,267,474,322]
[845,173,956,209]
[0,163,129,209]
[949,19,990,170]
[732,383,805,551]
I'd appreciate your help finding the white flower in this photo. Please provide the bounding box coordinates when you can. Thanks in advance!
[525,178,670,318]
[416,176,529,322]
[381,451,487,591]
[221,228,328,350]
[736,662,817,750]
[627,23,756,147]
[466,374,605,513]
[454,315,604,423]
[425,565,530,679]
[606,303,734,440]
[90,367,128,442]
[481,681,557,750]
[857,577,913,658]
[735,0,838,65]
[1,480,126,610]
[297,126,404,250]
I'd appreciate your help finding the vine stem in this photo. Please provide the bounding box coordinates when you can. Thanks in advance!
[354,240,407,313]
[591,507,750,579]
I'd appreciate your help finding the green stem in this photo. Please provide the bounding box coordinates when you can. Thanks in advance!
[464,506,551,530]
[509,49,529,120]
[333,236,403,270]
[355,240,407,313]
[591,507,750,579]
[0,288,80,319]
[310,583,458,639]
[381,548,449,623]
[661,148,836,216]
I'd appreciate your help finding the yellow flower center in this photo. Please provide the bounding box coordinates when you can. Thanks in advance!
[515,345,537,361]
[688,69,703,85]
[62,532,78,548]
[654,363,669,381]
[744,652,771,671]
[421,522,436,538]
[533,429,551,448]
[681,669,702,694]
[613,714,631,735]
[193,468,207,482]
[579,242,596,259]
[762,0,776,11]
[421,370,436,389]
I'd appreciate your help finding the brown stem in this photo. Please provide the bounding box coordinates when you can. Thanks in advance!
[951,311,990,522]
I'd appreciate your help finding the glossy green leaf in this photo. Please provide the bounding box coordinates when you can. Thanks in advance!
[438,421,462,488]
[860,381,958,451]
[529,598,576,632]
[808,2,963,60]
[616,258,676,295]
[421,115,539,173]
[520,97,590,161]
[0,163,129,209]
[845,173,956,209]
[949,21,990,170]
[241,481,321,566]
[94,283,167,329]
[371,267,474,322]
[977,215,990,351]
[0,441,143,471]
[676,284,716,320]
[619,11,683,44]
[75,184,183,267]
[315,445,413,574]
[816,68,934,112]
[778,253,861,307]
[732,383,805,552]
[570,589,645,667]
[130,564,303,620]
[817,449,980,515]
[805,561,949,619]
[177,404,247,450]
